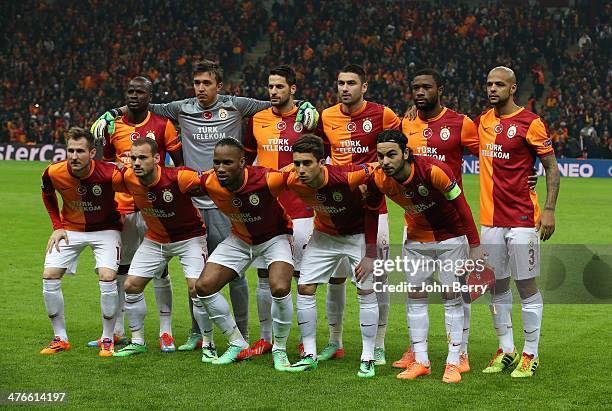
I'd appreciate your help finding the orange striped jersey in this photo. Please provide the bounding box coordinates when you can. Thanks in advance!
[401,107,478,187]
[283,164,378,252]
[102,112,181,214]
[113,166,205,243]
[366,156,479,245]
[473,107,554,227]
[244,106,313,219]
[41,160,122,232]
[200,166,292,245]
[320,101,400,165]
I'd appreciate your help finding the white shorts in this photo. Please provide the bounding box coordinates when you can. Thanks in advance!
[119,212,147,265]
[332,213,389,279]
[481,226,540,280]
[299,230,373,290]
[44,230,121,275]
[402,235,468,288]
[252,217,313,271]
[128,236,207,279]
[208,234,294,277]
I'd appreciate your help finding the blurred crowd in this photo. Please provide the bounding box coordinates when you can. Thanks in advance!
[1,0,610,158]
[1,0,267,145]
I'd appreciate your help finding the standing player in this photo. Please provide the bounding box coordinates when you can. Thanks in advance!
[317,64,400,365]
[195,138,295,371]
[112,138,210,357]
[475,67,559,378]
[367,130,482,383]
[88,76,184,351]
[283,135,380,379]
[393,68,478,371]
[40,127,122,357]
[244,65,314,355]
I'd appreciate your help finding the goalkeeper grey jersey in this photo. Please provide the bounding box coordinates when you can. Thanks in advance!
[150,95,270,209]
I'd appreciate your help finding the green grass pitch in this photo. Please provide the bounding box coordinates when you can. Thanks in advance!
[1,160,611,409]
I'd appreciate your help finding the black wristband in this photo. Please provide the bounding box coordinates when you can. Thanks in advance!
[110,108,122,118]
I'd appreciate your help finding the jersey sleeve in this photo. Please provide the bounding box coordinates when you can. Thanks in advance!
[364,173,385,210]
[149,100,185,122]
[346,164,374,191]
[111,167,129,193]
[526,117,555,158]
[244,118,257,153]
[430,165,461,200]
[102,130,116,161]
[431,165,479,245]
[199,170,216,197]
[383,107,401,130]
[41,167,62,230]
[164,119,181,152]
[265,170,288,197]
[460,116,479,155]
[177,168,203,194]
[233,96,272,117]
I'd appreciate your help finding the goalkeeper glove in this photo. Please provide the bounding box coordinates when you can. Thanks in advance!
[296,101,319,131]
[90,109,122,144]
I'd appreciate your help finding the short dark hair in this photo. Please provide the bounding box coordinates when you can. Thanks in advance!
[340,64,367,84]
[376,129,407,153]
[129,76,153,93]
[269,65,296,86]
[193,59,223,84]
[292,134,325,161]
[132,137,158,155]
[413,68,444,88]
[65,127,94,149]
[215,137,244,154]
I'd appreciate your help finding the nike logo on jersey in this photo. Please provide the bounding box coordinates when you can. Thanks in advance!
[332,125,341,130]
[261,125,271,128]
[409,131,418,135]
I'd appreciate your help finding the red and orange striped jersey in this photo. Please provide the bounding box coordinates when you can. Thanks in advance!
[320,101,400,165]
[41,160,122,232]
[200,166,292,245]
[401,107,478,187]
[114,166,205,243]
[366,156,479,245]
[244,106,313,219]
[283,164,379,254]
[474,108,554,227]
[103,112,181,214]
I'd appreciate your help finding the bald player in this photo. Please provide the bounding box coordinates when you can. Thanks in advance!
[474,67,559,378]
[89,76,187,352]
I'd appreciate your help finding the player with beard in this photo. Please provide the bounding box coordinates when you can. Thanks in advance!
[111,138,210,357]
[316,64,399,365]
[40,128,123,357]
[244,65,314,356]
[475,67,559,378]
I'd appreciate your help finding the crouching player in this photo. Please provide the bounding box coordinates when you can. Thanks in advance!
[40,127,123,357]
[195,138,295,371]
[111,138,210,357]
[283,135,380,379]
[367,130,482,383]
